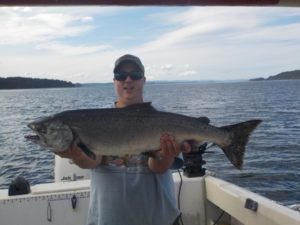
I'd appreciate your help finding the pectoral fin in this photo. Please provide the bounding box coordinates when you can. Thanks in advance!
[77,142,96,160]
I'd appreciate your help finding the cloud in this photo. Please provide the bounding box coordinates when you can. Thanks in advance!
[179,70,197,77]
[81,16,94,22]
[11,7,32,13]
[0,8,94,45]
[161,64,173,71]
[129,7,300,81]
[137,7,300,52]
[36,42,112,55]
[69,72,90,80]
[1,7,300,83]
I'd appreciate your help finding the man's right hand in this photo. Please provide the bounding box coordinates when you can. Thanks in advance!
[55,143,102,169]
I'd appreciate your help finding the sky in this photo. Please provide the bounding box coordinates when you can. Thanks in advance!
[0,6,300,83]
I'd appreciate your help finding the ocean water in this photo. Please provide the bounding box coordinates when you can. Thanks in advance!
[0,80,299,206]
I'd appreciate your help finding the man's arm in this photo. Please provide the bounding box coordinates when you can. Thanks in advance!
[55,143,102,169]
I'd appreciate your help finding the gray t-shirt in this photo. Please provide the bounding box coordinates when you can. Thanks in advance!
[87,154,181,225]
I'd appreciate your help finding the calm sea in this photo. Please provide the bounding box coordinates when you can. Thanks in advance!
[0,80,299,206]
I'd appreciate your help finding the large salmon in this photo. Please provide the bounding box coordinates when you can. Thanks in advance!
[27,102,261,169]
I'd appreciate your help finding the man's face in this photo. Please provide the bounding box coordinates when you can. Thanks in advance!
[113,62,145,105]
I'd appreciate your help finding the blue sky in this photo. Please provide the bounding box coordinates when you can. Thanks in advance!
[0,6,300,83]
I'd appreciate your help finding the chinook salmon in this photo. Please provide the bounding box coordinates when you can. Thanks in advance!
[27,102,261,169]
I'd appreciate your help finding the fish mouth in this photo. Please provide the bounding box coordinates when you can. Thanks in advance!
[25,134,48,147]
[24,134,40,143]
[26,122,44,144]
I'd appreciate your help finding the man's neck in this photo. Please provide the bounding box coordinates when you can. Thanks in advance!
[115,99,144,108]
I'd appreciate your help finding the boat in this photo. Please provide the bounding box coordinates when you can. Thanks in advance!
[0,1,299,225]
[1,155,300,225]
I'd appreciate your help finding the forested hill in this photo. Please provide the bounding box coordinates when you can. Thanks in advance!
[0,77,79,89]
[250,70,300,81]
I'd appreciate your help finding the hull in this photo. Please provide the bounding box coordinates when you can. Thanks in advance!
[1,172,299,225]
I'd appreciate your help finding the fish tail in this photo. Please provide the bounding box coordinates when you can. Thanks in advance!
[219,119,262,169]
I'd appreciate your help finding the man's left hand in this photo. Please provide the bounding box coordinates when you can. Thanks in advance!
[159,133,192,159]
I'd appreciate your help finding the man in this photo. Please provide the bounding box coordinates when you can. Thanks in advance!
[57,54,190,225]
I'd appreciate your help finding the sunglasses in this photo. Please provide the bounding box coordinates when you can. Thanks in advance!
[114,71,144,81]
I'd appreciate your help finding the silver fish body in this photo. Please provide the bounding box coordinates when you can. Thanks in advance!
[27,103,261,169]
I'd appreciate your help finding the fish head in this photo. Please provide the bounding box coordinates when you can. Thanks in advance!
[27,116,74,152]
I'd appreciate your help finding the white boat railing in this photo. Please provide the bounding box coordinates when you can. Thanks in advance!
[1,172,300,225]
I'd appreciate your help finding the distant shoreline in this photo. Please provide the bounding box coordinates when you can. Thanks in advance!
[249,70,300,81]
[1,69,299,89]
[0,77,80,90]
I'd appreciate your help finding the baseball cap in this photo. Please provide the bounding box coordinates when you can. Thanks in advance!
[113,54,145,76]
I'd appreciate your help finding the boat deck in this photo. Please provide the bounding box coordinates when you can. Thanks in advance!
[1,174,300,225]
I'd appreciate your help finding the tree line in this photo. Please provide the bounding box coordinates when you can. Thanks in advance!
[250,70,300,81]
[0,77,79,89]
